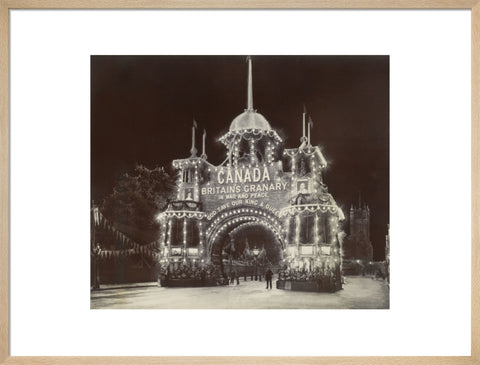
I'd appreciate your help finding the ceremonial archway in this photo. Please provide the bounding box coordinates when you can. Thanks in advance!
[205,205,285,266]
[157,57,345,291]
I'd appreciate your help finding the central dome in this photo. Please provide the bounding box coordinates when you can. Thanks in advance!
[229,110,271,132]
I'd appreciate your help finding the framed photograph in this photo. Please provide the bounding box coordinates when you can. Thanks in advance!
[1,1,478,364]
[183,187,195,200]
[296,179,310,194]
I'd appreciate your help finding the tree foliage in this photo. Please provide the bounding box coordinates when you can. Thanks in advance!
[101,165,175,242]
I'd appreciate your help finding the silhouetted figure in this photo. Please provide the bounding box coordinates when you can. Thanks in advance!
[265,268,273,289]
[200,268,206,286]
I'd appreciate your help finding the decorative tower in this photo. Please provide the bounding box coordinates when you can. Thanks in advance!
[157,120,210,281]
[282,109,344,287]
[349,199,370,240]
[345,198,373,261]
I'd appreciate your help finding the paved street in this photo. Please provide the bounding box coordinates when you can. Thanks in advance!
[91,276,389,309]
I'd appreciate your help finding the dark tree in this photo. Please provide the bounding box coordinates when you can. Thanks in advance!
[101,165,175,242]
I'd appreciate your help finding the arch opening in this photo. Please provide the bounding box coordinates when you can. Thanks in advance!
[207,216,284,270]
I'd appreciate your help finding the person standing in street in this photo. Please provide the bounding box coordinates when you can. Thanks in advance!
[265,267,273,289]
[200,267,206,287]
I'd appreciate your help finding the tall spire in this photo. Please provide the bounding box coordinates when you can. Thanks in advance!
[247,56,253,111]
[299,104,308,149]
[190,119,198,157]
[302,104,307,139]
[201,128,207,160]
[308,115,313,146]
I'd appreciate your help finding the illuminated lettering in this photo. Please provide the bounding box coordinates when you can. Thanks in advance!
[262,168,270,182]
[253,168,261,182]
[226,170,233,184]
[217,170,225,184]
[216,166,272,184]
[235,169,243,182]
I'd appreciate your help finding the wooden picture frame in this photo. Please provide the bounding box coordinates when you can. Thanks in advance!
[0,1,478,364]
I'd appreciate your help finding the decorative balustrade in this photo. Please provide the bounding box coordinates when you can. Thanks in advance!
[168,200,202,211]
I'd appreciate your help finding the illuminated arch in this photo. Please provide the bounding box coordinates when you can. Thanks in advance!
[205,205,285,257]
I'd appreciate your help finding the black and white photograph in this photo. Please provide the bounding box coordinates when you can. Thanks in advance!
[90,55,389,309]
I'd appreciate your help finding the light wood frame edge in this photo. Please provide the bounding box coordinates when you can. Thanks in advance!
[0,1,478,364]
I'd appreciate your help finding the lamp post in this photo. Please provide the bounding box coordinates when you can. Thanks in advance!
[253,246,260,281]
[93,243,101,290]
[244,256,247,281]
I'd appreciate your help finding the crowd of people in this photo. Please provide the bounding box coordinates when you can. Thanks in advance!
[159,261,345,292]
[159,263,221,284]
[277,265,343,292]
[159,261,277,288]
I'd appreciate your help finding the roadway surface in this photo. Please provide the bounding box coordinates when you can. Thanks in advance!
[91,276,389,309]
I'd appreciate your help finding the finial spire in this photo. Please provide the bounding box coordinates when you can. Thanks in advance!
[308,115,313,146]
[303,104,307,138]
[201,128,207,160]
[247,56,253,111]
[299,104,308,148]
[190,119,198,157]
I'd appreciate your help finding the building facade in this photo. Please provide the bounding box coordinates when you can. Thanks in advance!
[350,202,370,240]
[343,201,374,262]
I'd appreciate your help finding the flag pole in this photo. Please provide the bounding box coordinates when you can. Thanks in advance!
[247,56,253,111]
[303,110,306,138]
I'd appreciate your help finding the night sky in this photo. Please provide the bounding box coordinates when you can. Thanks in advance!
[91,55,389,260]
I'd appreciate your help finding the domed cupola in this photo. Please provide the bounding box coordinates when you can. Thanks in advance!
[219,57,282,167]
[229,110,271,132]
[228,56,272,133]
[228,57,273,134]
